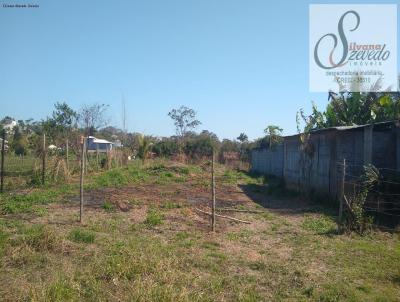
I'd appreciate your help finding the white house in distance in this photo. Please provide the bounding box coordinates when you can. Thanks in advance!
[86,136,114,153]
[3,120,16,132]
[0,138,9,151]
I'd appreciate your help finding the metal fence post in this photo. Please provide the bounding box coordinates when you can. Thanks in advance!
[1,130,5,193]
[338,158,346,223]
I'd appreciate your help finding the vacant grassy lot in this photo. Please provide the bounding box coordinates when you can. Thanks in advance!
[0,160,399,301]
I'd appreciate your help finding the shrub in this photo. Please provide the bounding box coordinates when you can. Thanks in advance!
[341,164,378,234]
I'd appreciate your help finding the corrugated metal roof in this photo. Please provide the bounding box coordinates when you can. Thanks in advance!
[284,120,400,139]
[88,136,113,144]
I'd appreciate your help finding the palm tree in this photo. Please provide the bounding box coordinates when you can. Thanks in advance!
[264,125,283,148]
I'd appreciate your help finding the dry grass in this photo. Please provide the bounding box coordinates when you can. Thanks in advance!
[0,159,399,301]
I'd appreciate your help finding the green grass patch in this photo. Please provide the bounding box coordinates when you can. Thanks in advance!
[302,214,337,235]
[221,169,264,185]
[92,169,129,188]
[13,224,59,252]
[144,209,164,226]
[0,226,9,256]
[0,190,59,214]
[201,241,220,251]
[248,260,267,271]
[68,228,95,244]
[227,230,253,241]
[258,211,276,221]
[102,201,115,212]
[160,201,183,209]
[45,277,77,301]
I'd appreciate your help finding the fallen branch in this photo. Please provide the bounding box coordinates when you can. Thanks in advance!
[217,208,265,214]
[194,207,251,224]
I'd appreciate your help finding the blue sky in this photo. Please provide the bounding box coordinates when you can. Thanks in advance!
[0,0,399,140]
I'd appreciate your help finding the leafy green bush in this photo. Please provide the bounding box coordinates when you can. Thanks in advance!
[342,165,378,234]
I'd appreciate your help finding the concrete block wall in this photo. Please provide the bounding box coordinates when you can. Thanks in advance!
[251,121,400,203]
[251,145,283,178]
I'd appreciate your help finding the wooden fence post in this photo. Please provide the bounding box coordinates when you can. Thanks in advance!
[1,130,5,193]
[211,148,216,232]
[338,158,346,223]
[66,138,69,173]
[80,136,86,223]
[96,144,99,169]
[42,133,46,185]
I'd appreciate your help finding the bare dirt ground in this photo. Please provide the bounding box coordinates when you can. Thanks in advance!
[38,178,306,232]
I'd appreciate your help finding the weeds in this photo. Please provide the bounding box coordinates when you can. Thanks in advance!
[341,164,378,234]
[68,228,95,244]
[102,201,115,212]
[0,190,59,214]
[92,169,129,187]
[144,209,164,226]
[45,278,76,301]
[302,214,337,234]
[14,224,59,252]
[0,161,399,301]
[160,201,183,209]
[221,169,264,185]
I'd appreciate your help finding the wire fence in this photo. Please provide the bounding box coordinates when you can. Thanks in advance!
[0,133,131,192]
[337,160,400,231]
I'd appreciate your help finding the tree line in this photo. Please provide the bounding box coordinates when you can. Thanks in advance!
[3,77,399,163]
[0,103,260,163]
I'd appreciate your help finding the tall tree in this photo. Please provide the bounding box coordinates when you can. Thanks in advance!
[237,133,248,143]
[168,106,201,138]
[78,103,109,136]
[42,102,78,148]
[11,126,27,155]
[237,133,249,162]
[52,102,77,131]
[264,125,283,147]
